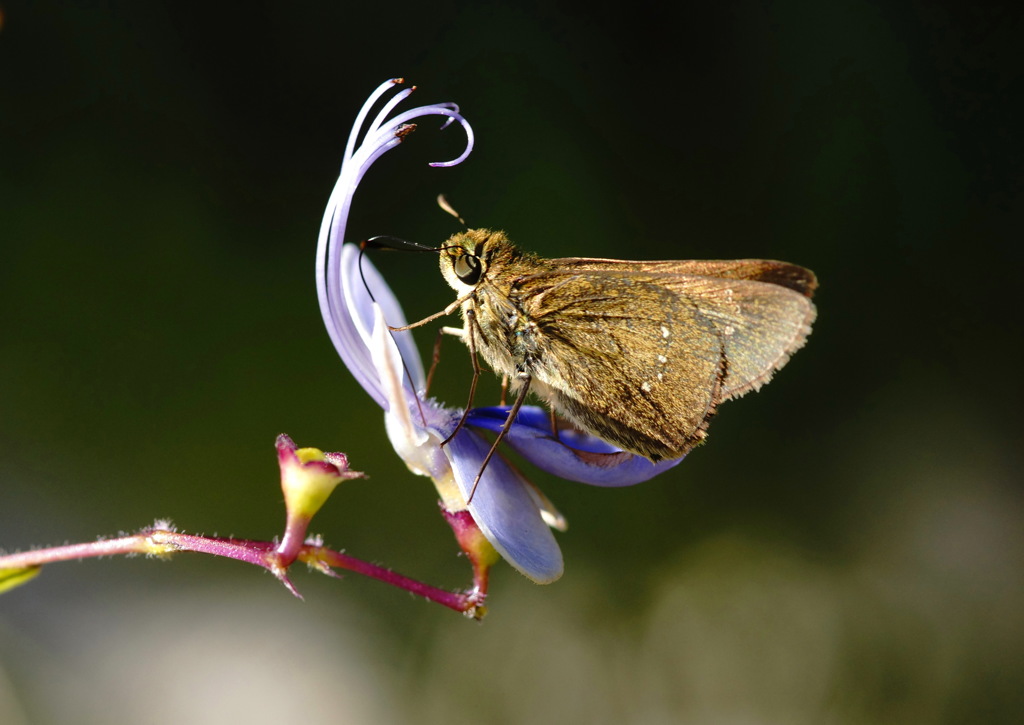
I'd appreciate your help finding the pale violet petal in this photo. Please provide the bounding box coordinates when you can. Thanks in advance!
[466,406,684,487]
[445,429,564,584]
[340,244,424,393]
[368,305,468,511]
[328,241,385,408]
[369,303,452,481]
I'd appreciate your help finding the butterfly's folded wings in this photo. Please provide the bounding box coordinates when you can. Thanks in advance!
[517,259,817,460]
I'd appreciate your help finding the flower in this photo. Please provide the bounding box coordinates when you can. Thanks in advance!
[275,433,365,566]
[315,80,682,583]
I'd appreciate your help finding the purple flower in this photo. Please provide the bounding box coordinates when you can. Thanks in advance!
[316,80,682,583]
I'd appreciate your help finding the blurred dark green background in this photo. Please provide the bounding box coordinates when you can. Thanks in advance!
[1,2,1021,723]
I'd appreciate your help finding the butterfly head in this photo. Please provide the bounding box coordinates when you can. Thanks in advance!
[439,229,507,294]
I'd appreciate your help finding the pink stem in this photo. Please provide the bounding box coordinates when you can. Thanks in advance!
[304,546,482,616]
[0,528,484,618]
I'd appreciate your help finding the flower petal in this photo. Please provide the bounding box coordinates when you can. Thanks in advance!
[444,429,564,584]
[370,304,451,485]
[322,224,385,408]
[340,243,425,398]
[466,406,685,487]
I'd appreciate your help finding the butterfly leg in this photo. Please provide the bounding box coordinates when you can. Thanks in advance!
[441,310,482,447]
[425,325,465,395]
[467,373,532,504]
[548,408,562,443]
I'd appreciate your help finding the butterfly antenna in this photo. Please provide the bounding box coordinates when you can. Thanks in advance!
[437,194,467,227]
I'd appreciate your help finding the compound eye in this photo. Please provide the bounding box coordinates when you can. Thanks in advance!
[453,253,482,285]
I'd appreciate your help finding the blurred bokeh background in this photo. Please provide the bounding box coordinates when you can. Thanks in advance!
[1,2,1021,723]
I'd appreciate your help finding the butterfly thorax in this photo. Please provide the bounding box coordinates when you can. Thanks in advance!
[439,230,551,386]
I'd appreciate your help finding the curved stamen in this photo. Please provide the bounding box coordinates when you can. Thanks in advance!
[360,106,473,168]
[315,81,474,402]
[365,86,417,141]
[343,78,405,164]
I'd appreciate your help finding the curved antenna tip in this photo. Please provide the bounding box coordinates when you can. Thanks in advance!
[437,194,467,226]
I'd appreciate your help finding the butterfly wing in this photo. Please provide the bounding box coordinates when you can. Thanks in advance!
[547,257,817,399]
[515,260,816,460]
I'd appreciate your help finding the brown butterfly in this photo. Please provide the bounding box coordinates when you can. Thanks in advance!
[430,229,817,467]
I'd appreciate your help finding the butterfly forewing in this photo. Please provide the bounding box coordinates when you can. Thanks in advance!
[517,271,726,459]
[657,273,816,400]
[510,263,815,460]
[543,258,817,397]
